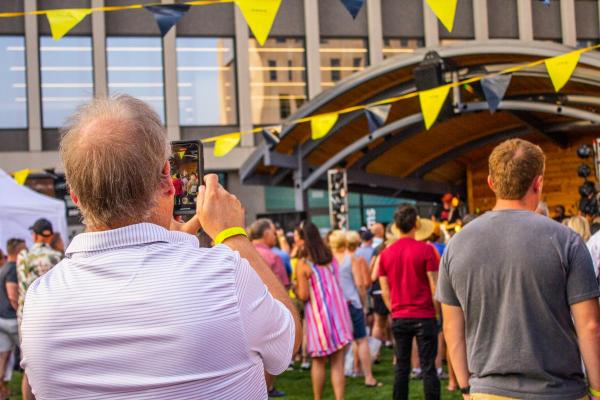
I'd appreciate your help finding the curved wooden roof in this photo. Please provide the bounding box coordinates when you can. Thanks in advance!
[240,41,600,200]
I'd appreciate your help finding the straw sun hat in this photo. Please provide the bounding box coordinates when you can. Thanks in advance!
[415,217,436,241]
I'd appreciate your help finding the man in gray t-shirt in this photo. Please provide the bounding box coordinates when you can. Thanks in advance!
[436,139,600,400]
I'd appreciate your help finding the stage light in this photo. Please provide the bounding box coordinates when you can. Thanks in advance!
[577,144,592,159]
[578,164,592,178]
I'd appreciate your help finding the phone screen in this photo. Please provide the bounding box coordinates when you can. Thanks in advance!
[170,140,203,215]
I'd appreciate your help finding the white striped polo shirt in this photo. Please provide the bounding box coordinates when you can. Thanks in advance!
[20,223,294,400]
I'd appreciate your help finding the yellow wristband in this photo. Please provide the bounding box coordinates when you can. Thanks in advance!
[214,227,247,245]
[590,387,600,397]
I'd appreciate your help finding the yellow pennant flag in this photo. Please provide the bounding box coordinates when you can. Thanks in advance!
[545,49,582,92]
[419,85,451,130]
[13,169,31,185]
[178,150,185,159]
[214,134,241,157]
[234,0,282,46]
[311,113,339,140]
[425,0,458,32]
[46,9,92,41]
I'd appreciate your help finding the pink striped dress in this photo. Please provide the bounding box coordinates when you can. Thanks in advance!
[304,259,353,357]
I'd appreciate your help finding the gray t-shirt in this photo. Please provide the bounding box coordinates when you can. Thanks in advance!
[436,210,600,400]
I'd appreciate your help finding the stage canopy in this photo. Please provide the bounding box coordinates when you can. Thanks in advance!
[240,41,600,210]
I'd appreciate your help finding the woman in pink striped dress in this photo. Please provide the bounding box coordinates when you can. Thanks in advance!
[296,221,353,400]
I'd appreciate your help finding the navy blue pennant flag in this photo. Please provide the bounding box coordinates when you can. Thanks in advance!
[145,4,191,37]
[340,0,365,19]
[481,74,512,114]
[365,104,392,133]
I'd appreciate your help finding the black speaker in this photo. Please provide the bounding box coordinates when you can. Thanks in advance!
[413,51,453,123]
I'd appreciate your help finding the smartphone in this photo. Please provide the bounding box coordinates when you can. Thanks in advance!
[169,140,204,215]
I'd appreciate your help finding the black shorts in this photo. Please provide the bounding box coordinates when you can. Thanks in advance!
[372,294,390,316]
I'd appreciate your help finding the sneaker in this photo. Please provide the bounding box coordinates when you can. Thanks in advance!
[438,371,449,380]
[410,369,423,380]
[268,388,286,398]
[286,364,294,372]
[300,361,310,370]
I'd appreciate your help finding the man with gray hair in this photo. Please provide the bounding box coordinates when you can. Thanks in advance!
[20,95,301,399]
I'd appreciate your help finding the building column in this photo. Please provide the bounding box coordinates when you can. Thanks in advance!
[423,0,439,47]
[91,0,108,98]
[560,0,577,47]
[24,0,41,151]
[162,0,181,142]
[367,0,383,65]
[234,6,253,146]
[304,0,321,99]
[473,0,489,41]
[517,0,533,41]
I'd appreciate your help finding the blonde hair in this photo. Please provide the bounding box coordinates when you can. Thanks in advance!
[329,230,347,251]
[566,216,591,242]
[488,139,545,200]
[346,231,361,251]
[60,95,170,228]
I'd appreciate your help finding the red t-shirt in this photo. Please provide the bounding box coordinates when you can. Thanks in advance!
[379,237,438,319]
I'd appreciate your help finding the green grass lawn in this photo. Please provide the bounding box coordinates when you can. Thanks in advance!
[276,347,463,400]
[6,370,22,400]
[5,348,462,400]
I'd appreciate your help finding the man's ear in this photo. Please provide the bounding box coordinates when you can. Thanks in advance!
[487,176,494,191]
[532,175,544,193]
[70,190,79,206]
[161,160,175,196]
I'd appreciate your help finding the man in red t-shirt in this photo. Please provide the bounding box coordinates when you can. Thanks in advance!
[379,205,440,400]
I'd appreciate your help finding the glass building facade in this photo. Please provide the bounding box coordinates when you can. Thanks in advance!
[106,37,165,122]
[40,36,93,128]
[0,36,27,128]
[249,37,307,124]
[176,37,237,126]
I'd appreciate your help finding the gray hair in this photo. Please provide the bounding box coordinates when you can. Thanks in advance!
[60,95,170,228]
[248,219,274,241]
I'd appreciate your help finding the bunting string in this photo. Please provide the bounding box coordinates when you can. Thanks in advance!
[205,43,600,155]
[0,1,596,155]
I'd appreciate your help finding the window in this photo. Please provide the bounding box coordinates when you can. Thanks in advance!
[330,59,341,82]
[176,37,237,126]
[0,36,27,128]
[249,37,307,125]
[107,37,164,122]
[268,60,278,81]
[383,38,423,59]
[279,95,291,120]
[40,36,93,128]
[320,38,368,89]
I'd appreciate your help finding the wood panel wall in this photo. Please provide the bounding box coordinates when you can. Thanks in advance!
[468,133,599,217]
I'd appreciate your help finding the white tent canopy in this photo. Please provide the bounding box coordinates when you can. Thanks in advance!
[0,169,69,253]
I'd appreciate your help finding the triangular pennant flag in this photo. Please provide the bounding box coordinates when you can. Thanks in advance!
[419,85,451,130]
[214,134,241,157]
[46,9,91,41]
[145,4,190,37]
[234,0,282,46]
[545,49,582,92]
[311,113,339,140]
[262,125,282,148]
[365,104,392,133]
[178,150,186,159]
[340,0,365,19]
[481,74,512,113]
[13,169,30,185]
[425,0,458,32]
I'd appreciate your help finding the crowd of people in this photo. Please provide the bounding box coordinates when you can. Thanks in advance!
[4,95,600,400]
